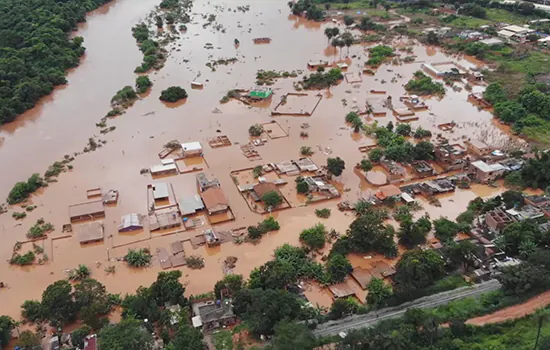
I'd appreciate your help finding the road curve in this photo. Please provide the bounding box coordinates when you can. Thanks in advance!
[313,279,501,338]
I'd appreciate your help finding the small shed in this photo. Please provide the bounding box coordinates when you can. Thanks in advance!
[249,87,273,100]
[118,213,143,232]
[75,221,104,244]
[69,201,105,223]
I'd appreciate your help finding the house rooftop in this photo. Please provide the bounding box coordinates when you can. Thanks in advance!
[192,300,235,324]
[179,194,205,216]
[118,213,143,230]
[201,187,228,211]
[328,282,355,299]
[75,221,104,244]
[471,160,505,173]
[376,185,402,200]
[181,141,203,152]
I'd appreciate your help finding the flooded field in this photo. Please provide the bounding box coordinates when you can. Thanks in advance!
[0,0,527,319]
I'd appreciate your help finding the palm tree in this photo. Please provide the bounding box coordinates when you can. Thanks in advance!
[342,31,353,55]
[337,39,345,60]
[324,27,334,44]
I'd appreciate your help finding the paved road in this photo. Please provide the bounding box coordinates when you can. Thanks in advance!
[313,279,501,338]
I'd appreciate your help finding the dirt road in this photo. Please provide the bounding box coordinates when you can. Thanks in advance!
[467,290,550,326]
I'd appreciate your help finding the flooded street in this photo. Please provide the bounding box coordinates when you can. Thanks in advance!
[0,0,524,319]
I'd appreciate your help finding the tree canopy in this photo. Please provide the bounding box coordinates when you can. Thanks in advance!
[299,223,327,250]
[233,288,301,336]
[0,0,112,124]
[327,157,346,176]
[394,249,445,295]
[98,317,154,350]
[159,86,187,102]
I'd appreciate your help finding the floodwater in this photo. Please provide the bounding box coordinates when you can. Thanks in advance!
[0,0,527,319]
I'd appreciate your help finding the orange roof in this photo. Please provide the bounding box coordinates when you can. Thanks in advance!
[200,187,228,211]
[375,184,401,200]
[253,182,280,199]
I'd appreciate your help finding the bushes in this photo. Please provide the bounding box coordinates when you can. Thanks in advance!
[300,146,313,156]
[315,208,331,218]
[301,68,343,89]
[262,191,283,209]
[366,45,395,66]
[10,251,35,266]
[27,219,54,239]
[135,76,152,94]
[247,217,280,239]
[248,124,263,136]
[300,223,327,250]
[7,174,44,204]
[296,177,309,194]
[405,71,445,96]
[159,86,187,102]
[111,86,138,108]
[125,248,152,267]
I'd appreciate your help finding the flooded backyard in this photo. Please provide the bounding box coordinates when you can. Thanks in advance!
[0,0,528,319]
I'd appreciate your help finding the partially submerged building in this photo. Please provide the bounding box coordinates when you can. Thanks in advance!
[252,182,281,203]
[485,208,513,234]
[197,173,221,192]
[75,221,104,244]
[303,176,340,198]
[179,194,205,216]
[469,161,505,183]
[150,161,178,176]
[465,139,491,157]
[412,160,435,178]
[180,142,203,158]
[152,182,170,201]
[328,282,356,299]
[149,209,181,231]
[434,142,467,171]
[69,200,105,223]
[200,187,229,215]
[118,213,144,232]
[203,229,220,247]
[375,184,402,201]
[249,86,273,100]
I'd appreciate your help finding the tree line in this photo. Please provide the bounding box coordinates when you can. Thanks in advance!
[0,0,112,124]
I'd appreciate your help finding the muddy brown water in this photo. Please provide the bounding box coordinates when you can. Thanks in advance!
[0,0,529,320]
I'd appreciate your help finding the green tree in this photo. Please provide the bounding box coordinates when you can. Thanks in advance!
[397,215,431,248]
[444,240,478,272]
[328,298,358,320]
[99,317,154,350]
[121,286,160,322]
[166,324,204,350]
[159,86,188,102]
[249,259,296,290]
[21,300,44,323]
[71,325,92,349]
[395,123,411,136]
[498,221,541,256]
[74,278,111,329]
[483,83,507,104]
[296,179,309,194]
[327,157,346,176]
[366,277,393,308]
[497,262,550,296]
[299,223,327,250]
[413,141,434,160]
[394,249,445,295]
[233,288,301,336]
[0,316,14,347]
[426,31,439,45]
[150,271,186,306]
[343,15,354,26]
[214,274,244,299]
[369,148,384,162]
[270,320,316,350]
[262,191,283,209]
[345,208,398,258]
[433,217,460,242]
[359,159,373,173]
[41,280,76,327]
[15,330,40,348]
[326,254,353,283]
[136,75,152,94]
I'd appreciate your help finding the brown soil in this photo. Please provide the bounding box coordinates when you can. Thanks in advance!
[466,290,550,326]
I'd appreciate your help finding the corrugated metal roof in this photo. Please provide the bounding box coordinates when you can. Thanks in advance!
[153,183,169,199]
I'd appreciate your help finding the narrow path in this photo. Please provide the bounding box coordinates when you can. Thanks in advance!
[466,290,550,326]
